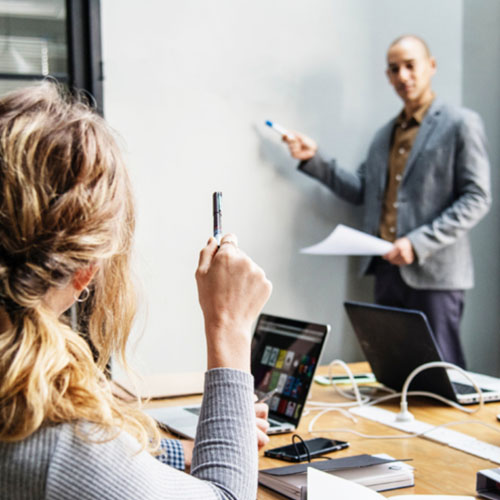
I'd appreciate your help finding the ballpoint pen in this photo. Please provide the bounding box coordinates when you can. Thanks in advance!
[213,191,222,245]
[257,387,278,404]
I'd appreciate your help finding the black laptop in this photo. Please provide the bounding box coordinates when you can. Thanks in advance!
[344,301,500,404]
[251,313,330,433]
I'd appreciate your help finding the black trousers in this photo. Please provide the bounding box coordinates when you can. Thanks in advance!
[373,259,466,369]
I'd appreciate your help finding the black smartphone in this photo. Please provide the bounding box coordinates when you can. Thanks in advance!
[264,437,349,462]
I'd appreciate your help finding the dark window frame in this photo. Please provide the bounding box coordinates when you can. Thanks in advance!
[66,0,103,113]
[0,0,103,108]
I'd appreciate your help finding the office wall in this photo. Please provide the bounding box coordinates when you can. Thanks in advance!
[462,0,500,375]
[100,0,488,375]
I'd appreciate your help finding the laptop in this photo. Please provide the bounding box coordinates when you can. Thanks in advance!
[146,313,330,438]
[344,301,500,404]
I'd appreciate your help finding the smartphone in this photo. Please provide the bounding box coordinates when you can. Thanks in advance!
[314,373,376,385]
[264,437,349,462]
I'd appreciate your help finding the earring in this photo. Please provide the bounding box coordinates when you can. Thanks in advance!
[74,286,90,303]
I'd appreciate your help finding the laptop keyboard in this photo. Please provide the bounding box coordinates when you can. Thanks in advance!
[185,408,285,427]
[452,381,492,395]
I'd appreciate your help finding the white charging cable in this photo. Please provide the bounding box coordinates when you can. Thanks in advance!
[307,389,471,433]
[326,359,370,406]
[307,358,394,410]
[306,358,485,429]
[396,361,484,422]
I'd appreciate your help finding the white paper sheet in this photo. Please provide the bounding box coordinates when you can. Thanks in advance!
[307,467,473,500]
[300,224,394,255]
[307,467,383,499]
[389,497,474,500]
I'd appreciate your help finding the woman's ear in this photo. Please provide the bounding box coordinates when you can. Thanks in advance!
[72,265,98,292]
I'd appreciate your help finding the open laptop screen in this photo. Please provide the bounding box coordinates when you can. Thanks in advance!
[251,314,329,428]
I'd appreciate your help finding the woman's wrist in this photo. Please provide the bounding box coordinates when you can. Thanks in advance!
[206,342,251,371]
[205,324,251,371]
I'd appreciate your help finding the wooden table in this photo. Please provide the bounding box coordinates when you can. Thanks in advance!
[257,362,500,499]
[148,363,500,499]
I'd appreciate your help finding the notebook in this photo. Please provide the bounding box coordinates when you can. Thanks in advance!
[344,301,500,404]
[146,313,330,439]
[259,453,414,500]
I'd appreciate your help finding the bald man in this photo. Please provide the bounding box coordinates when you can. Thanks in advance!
[284,35,491,368]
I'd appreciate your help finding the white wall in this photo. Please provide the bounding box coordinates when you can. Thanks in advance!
[102,0,471,375]
[462,0,500,375]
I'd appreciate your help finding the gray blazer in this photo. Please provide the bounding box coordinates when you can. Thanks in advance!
[299,99,491,290]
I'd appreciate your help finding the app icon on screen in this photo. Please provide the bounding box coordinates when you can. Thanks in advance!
[275,349,287,369]
[261,345,272,365]
[276,372,288,393]
[284,350,295,370]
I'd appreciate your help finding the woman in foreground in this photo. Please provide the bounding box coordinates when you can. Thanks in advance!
[0,82,272,499]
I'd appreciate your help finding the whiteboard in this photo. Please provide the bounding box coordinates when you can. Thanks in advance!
[101,0,463,374]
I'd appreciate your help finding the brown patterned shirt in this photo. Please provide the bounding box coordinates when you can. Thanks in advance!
[379,95,435,242]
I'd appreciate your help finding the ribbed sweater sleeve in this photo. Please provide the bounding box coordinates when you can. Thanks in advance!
[191,368,258,497]
[0,368,257,500]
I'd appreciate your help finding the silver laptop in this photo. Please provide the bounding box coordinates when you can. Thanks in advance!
[146,313,330,438]
[344,301,500,405]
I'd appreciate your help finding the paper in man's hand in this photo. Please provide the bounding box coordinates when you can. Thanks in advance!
[300,224,394,256]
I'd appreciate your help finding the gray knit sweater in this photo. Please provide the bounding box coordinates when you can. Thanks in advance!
[0,368,257,499]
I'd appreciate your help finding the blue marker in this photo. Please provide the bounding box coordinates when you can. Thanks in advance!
[265,120,294,139]
[212,192,222,245]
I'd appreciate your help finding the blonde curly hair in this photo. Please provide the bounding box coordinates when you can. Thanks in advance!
[0,81,159,450]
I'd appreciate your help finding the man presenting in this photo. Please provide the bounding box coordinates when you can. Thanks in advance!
[284,35,491,368]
